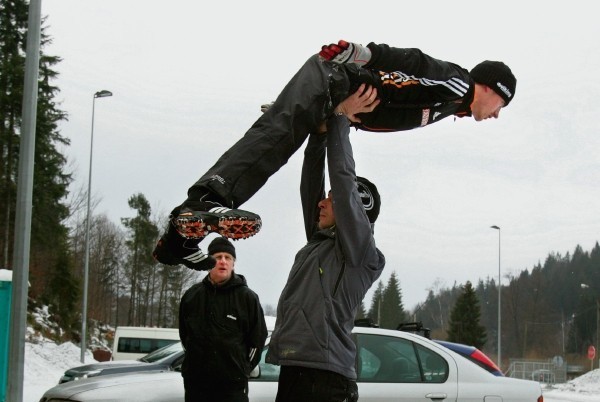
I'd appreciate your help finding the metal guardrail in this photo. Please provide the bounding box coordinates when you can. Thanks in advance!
[506,359,567,384]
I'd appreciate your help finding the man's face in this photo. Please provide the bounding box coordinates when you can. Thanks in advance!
[471,84,506,121]
[209,252,235,284]
[318,191,336,229]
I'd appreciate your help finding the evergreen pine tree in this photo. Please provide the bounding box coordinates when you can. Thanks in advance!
[31,37,72,297]
[355,301,367,320]
[379,271,407,329]
[0,0,29,266]
[45,240,80,337]
[447,281,487,348]
[0,1,74,301]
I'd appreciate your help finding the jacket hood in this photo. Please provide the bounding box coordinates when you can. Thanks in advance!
[202,272,247,290]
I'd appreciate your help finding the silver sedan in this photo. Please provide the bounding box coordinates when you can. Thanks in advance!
[40,326,543,402]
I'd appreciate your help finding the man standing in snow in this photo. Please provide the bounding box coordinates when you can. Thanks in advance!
[179,237,267,402]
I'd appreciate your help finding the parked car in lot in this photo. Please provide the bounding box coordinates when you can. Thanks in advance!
[59,341,184,383]
[58,316,277,384]
[434,340,503,376]
[111,326,180,361]
[42,325,543,402]
[395,321,503,376]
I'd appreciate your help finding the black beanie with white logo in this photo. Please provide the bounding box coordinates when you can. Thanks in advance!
[208,237,236,259]
[470,60,517,106]
[356,177,381,223]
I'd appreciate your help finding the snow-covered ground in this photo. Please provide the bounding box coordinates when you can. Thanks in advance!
[24,340,96,402]
[20,340,600,402]
[541,369,600,402]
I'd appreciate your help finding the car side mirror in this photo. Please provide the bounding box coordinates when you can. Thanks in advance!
[250,365,261,378]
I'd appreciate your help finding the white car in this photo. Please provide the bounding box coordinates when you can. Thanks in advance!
[56,316,277,384]
[40,326,543,402]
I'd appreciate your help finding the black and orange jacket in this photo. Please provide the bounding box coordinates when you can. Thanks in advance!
[345,43,474,132]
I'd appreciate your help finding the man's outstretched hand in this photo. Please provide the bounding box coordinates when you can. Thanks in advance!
[319,40,371,66]
[334,84,380,124]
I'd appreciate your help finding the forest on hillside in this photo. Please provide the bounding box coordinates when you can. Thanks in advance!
[405,243,600,367]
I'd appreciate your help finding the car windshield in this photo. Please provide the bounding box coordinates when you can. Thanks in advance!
[139,341,183,363]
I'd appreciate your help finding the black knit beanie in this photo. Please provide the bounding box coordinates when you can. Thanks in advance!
[357,177,381,223]
[207,237,236,259]
[470,60,517,106]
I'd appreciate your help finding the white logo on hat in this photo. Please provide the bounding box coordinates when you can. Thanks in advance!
[496,82,512,98]
[357,183,374,210]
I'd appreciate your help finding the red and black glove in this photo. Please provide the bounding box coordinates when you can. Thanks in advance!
[319,40,371,66]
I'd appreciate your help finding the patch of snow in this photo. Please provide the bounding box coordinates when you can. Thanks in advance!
[543,369,600,402]
[24,339,96,402]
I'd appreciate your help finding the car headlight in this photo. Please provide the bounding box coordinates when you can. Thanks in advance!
[73,369,102,380]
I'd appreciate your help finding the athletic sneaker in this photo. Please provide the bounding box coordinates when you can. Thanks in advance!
[152,218,216,271]
[175,200,262,240]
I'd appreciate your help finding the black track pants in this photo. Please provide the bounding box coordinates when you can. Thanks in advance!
[189,55,350,208]
[183,378,249,402]
[275,365,359,402]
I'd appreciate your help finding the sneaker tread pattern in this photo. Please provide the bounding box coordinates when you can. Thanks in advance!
[175,207,261,240]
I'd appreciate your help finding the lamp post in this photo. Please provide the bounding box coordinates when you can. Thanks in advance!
[580,283,599,369]
[81,90,112,362]
[490,225,501,370]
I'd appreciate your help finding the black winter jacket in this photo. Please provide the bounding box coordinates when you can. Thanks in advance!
[179,273,267,384]
[343,43,474,132]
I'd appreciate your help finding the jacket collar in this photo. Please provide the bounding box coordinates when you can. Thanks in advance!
[203,272,246,290]
[308,225,336,243]
[454,79,475,118]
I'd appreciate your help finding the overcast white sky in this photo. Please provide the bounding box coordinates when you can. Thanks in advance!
[39,0,600,310]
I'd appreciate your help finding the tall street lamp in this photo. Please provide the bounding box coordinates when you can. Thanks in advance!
[81,89,113,362]
[490,225,501,370]
[581,283,599,369]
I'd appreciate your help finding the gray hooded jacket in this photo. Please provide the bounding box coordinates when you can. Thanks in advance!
[266,115,385,379]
